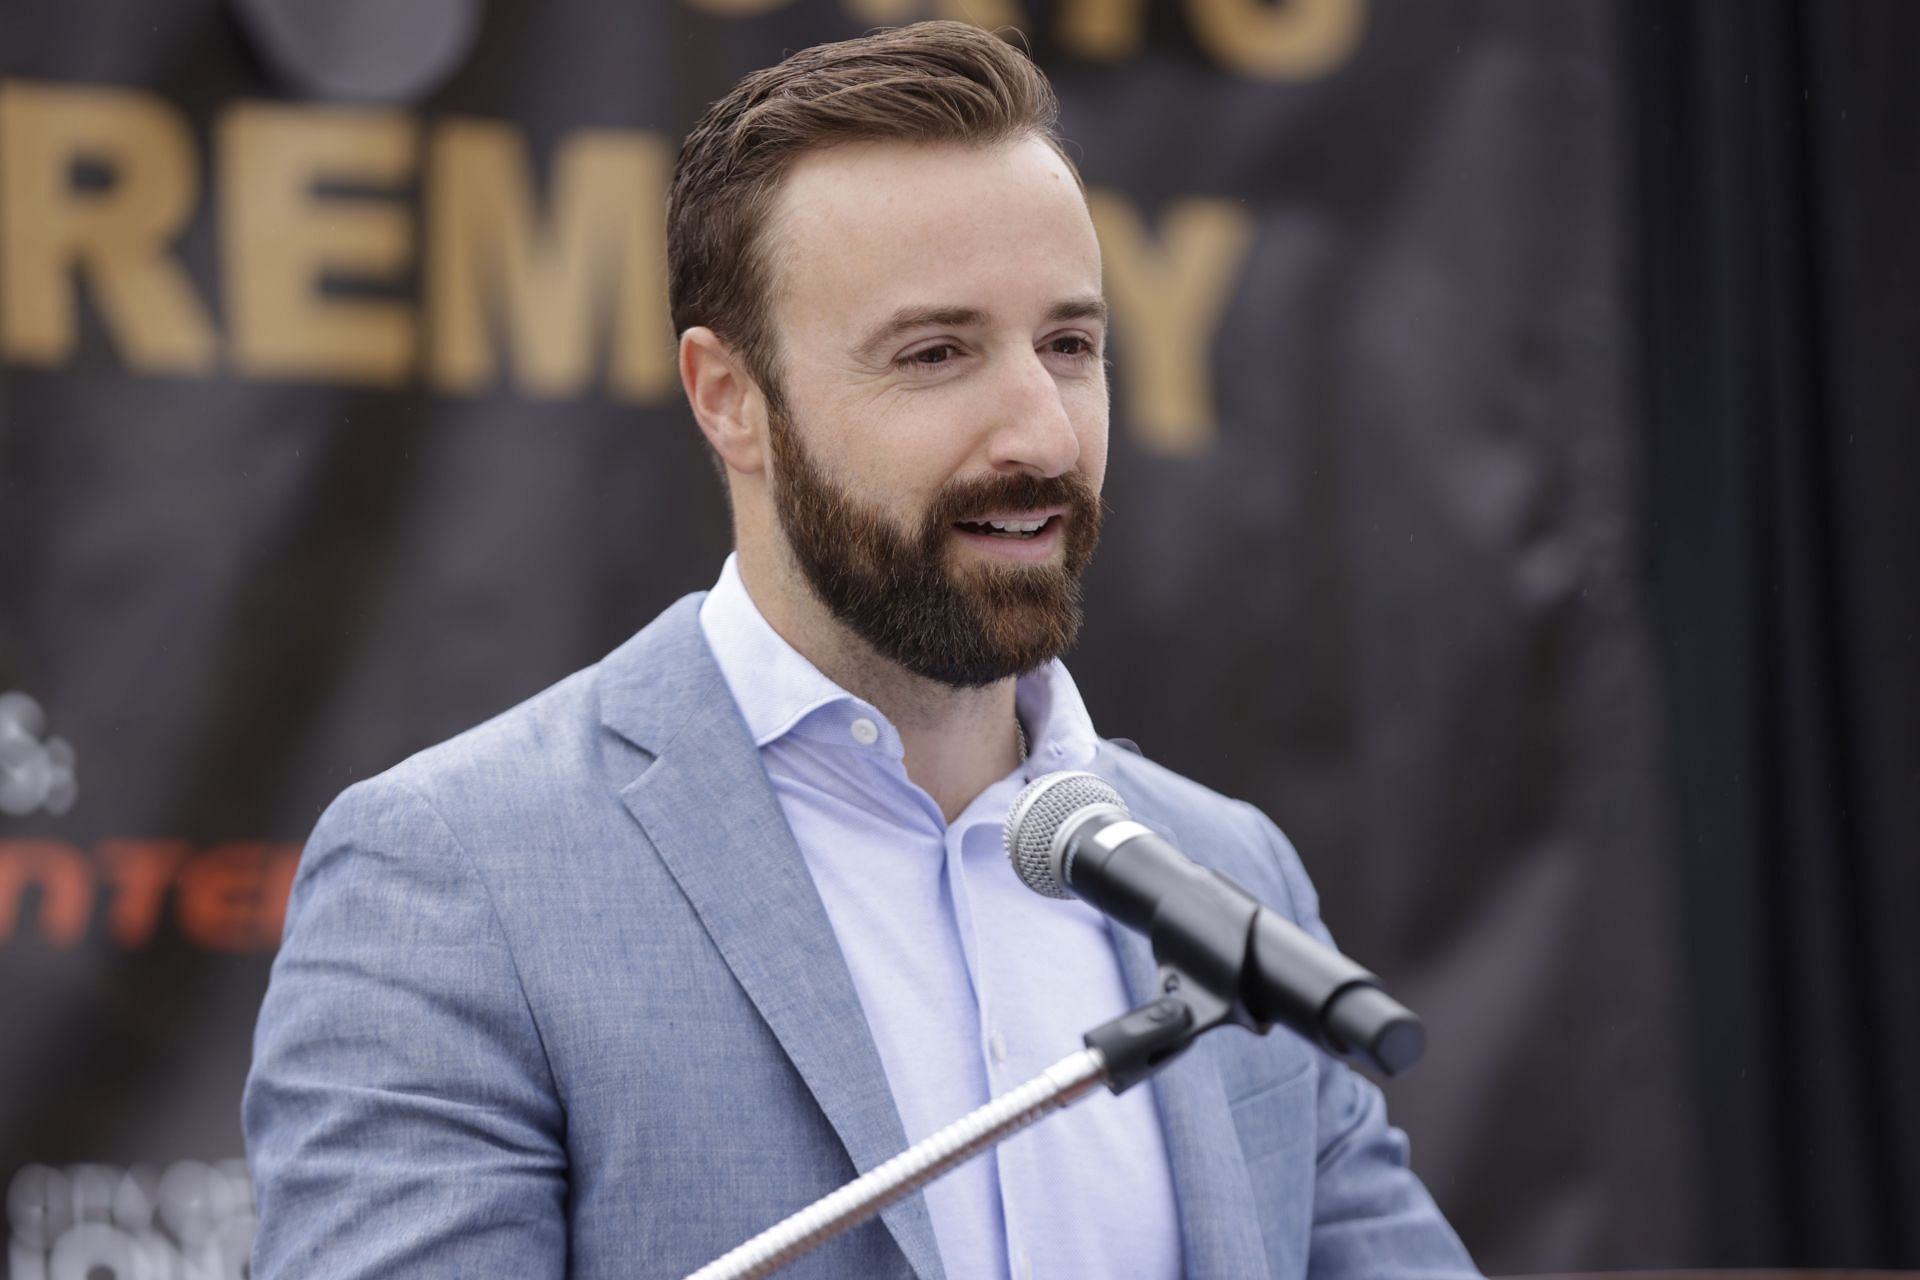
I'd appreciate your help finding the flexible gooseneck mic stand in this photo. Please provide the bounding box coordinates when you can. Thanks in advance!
[685,977,1267,1280]
[682,1046,1108,1280]
[683,991,1207,1280]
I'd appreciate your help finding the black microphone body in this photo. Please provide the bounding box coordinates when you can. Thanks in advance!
[1006,773,1425,1076]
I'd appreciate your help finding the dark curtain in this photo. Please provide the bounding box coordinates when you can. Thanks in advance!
[1629,0,1920,1265]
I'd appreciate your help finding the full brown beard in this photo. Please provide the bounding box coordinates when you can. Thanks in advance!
[766,401,1103,688]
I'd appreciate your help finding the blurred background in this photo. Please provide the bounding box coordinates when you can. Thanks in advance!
[1,1,1914,1275]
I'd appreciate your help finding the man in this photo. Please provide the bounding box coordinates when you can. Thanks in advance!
[245,21,1479,1280]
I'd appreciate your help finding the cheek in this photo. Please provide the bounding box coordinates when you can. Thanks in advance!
[854,402,981,496]
[833,430,960,525]
[780,386,896,487]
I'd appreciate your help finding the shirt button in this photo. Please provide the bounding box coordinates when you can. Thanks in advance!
[990,1031,1008,1064]
[849,717,879,746]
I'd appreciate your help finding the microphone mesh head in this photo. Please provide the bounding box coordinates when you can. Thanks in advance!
[1003,771,1129,899]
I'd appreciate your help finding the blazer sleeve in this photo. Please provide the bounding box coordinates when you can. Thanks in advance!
[1245,801,1483,1280]
[243,774,568,1279]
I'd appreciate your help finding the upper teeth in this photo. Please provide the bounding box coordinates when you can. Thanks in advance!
[986,519,1045,533]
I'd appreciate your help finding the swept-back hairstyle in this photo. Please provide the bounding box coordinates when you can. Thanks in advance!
[667,21,1072,399]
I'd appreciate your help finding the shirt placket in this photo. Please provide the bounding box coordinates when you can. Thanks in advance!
[950,806,1035,1280]
[955,795,1060,1280]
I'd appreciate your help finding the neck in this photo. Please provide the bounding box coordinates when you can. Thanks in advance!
[848,660,1021,824]
[737,546,1023,823]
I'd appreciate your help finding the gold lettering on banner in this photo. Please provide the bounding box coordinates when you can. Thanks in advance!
[0,85,1291,413]
[1059,0,1146,60]
[1089,190,1254,456]
[844,0,1027,28]
[428,121,673,401]
[1187,0,1365,80]
[219,104,417,386]
[0,81,217,372]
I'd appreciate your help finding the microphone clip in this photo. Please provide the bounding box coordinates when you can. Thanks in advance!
[1082,964,1254,1095]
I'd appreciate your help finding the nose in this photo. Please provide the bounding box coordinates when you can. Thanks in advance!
[984,350,1082,478]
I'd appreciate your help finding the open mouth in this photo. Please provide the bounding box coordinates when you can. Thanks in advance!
[952,515,1057,541]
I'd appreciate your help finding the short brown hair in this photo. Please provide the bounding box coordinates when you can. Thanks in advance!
[667,21,1071,399]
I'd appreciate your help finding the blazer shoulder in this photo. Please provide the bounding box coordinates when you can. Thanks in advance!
[323,593,723,852]
[373,592,701,784]
[387,663,611,800]
[1098,742,1316,923]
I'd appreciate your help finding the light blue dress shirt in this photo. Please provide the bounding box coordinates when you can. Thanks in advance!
[699,555,1181,1280]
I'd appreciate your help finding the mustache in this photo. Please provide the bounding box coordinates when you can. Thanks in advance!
[925,471,1102,528]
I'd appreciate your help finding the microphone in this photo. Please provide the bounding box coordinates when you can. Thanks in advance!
[1004,771,1425,1075]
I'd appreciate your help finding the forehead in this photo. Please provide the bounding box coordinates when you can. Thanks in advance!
[763,137,1103,348]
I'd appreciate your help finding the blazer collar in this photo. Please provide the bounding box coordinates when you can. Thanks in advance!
[601,596,944,1280]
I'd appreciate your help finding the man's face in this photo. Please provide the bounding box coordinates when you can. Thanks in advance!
[758,137,1110,687]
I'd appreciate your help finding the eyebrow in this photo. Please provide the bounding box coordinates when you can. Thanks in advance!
[853,296,1108,366]
[1045,297,1109,326]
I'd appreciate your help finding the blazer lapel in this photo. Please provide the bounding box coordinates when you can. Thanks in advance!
[1100,756,1271,1280]
[1109,926,1271,1280]
[602,598,944,1280]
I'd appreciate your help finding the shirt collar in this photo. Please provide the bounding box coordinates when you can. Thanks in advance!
[698,553,868,749]
[697,553,1102,776]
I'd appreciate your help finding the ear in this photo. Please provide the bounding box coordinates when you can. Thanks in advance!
[679,326,768,476]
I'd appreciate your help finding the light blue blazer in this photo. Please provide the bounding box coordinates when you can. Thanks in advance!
[244,596,1479,1279]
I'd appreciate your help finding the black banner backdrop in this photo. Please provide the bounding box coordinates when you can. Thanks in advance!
[13,0,1908,1275]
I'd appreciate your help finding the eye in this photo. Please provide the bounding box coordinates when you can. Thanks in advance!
[1045,334,1099,359]
[900,343,959,369]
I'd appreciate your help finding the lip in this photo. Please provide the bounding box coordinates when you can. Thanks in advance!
[947,509,1068,563]
[951,505,1068,527]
